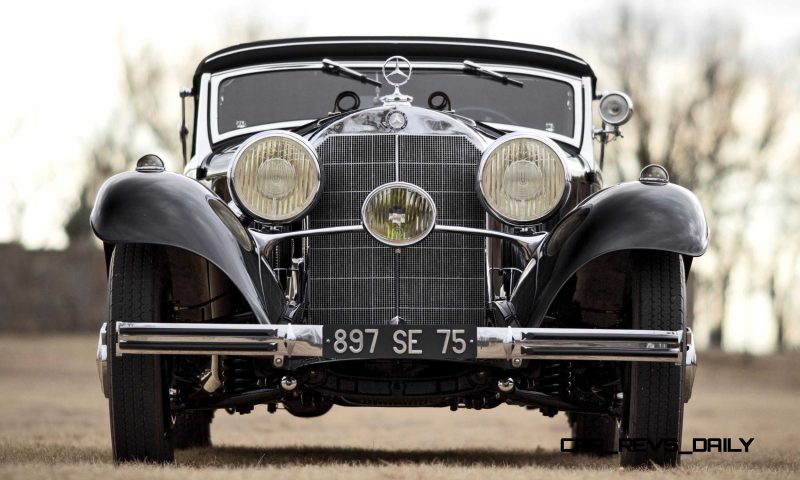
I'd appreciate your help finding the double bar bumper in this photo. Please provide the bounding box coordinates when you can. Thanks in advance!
[104,322,692,362]
[98,322,696,401]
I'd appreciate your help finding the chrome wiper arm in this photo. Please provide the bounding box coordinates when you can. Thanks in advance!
[463,60,524,87]
[322,58,382,87]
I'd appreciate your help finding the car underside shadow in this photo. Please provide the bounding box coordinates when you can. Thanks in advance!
[175,445,617,468]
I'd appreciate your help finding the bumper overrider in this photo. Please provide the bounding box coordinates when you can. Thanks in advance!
[97,321,697,401]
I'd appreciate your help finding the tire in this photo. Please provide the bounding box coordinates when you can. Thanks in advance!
[568,413,618,456]
[620,251,685,468]
[173,411,213,449]
[107,244,175,463]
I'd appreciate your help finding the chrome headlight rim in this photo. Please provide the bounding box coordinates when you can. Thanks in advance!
[361,181,438,248]
[476,132,570,226]
[227,130,322,223]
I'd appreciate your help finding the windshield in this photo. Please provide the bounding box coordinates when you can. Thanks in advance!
[215,67,576,138]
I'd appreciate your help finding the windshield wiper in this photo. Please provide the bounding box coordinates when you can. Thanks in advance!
[322,59,382,87]
[444,112,509,136]
[463,60,524,87]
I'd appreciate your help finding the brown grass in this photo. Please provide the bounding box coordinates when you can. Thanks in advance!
[0,335,798,479]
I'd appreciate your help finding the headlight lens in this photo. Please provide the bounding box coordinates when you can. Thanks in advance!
[362,182,437,247]
[477,134,567,224]
[229,131,321,222]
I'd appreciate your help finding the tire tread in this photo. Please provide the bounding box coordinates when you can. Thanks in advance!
[108,244,174,463]
[621,251,684,467]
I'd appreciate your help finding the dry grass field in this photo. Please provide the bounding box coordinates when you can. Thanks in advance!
[0,335,798,479]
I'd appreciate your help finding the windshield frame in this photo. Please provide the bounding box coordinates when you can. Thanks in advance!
[207,61,585,147]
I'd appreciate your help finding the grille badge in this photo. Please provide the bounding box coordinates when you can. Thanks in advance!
[383,110,408,130]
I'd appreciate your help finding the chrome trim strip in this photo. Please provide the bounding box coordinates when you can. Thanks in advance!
[186,73,213,172]
[394,134,399,181]
[114,322,683,364]
[579,76,595,164]
[249,224,545,262]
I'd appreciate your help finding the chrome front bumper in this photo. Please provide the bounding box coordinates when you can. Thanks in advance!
[109,322,690,361]
[97,322,697,402]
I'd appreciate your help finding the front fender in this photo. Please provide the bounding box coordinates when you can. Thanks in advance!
[90,170,284,324]
[511,181,708,326]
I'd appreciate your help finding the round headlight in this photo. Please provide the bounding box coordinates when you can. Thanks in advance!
[361,182,437,247]
[477,133,568,224]
[228,131,321,222]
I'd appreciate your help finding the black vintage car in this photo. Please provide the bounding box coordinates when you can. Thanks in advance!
[92,37,707,467]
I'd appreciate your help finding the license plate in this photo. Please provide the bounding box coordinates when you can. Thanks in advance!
[322,325,477,360]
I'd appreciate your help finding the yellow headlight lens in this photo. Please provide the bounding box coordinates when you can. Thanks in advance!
[229,131,321,222]
[362,182,437,247]
[478,135,567,223]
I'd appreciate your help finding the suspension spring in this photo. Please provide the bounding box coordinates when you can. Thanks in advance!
[221,357,258,394]
[537,362,572,397]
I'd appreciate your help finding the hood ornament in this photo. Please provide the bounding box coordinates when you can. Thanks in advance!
[381,56,413,106]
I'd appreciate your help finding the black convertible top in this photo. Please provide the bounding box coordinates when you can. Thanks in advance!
[193,36,596,91]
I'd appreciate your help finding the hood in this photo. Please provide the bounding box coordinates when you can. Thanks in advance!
[309,105,488,148]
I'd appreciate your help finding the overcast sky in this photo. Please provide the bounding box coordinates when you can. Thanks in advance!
[0,0,798,249]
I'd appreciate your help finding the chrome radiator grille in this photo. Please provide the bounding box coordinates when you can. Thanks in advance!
[308,134,488,325]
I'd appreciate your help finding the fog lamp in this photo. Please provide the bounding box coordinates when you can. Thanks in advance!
[361,182,437,247]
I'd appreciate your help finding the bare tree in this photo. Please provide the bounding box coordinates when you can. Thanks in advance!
[764,124,800,351]
[65,18,282,242]
[582,4,793,348]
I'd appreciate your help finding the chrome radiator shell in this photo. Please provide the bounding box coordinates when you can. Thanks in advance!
[307,134,488,325]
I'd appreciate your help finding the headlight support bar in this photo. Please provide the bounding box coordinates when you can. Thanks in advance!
[250,224,545,262]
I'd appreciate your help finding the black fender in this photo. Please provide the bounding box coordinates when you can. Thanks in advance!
[90,170,284,324]
[510,181,708,327]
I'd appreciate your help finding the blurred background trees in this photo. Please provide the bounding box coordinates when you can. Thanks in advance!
[1,3,797,352]
[64,14,278,243]
[580,4,799,349]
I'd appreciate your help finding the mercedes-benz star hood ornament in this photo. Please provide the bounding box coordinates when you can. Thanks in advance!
[380,56,413,106]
